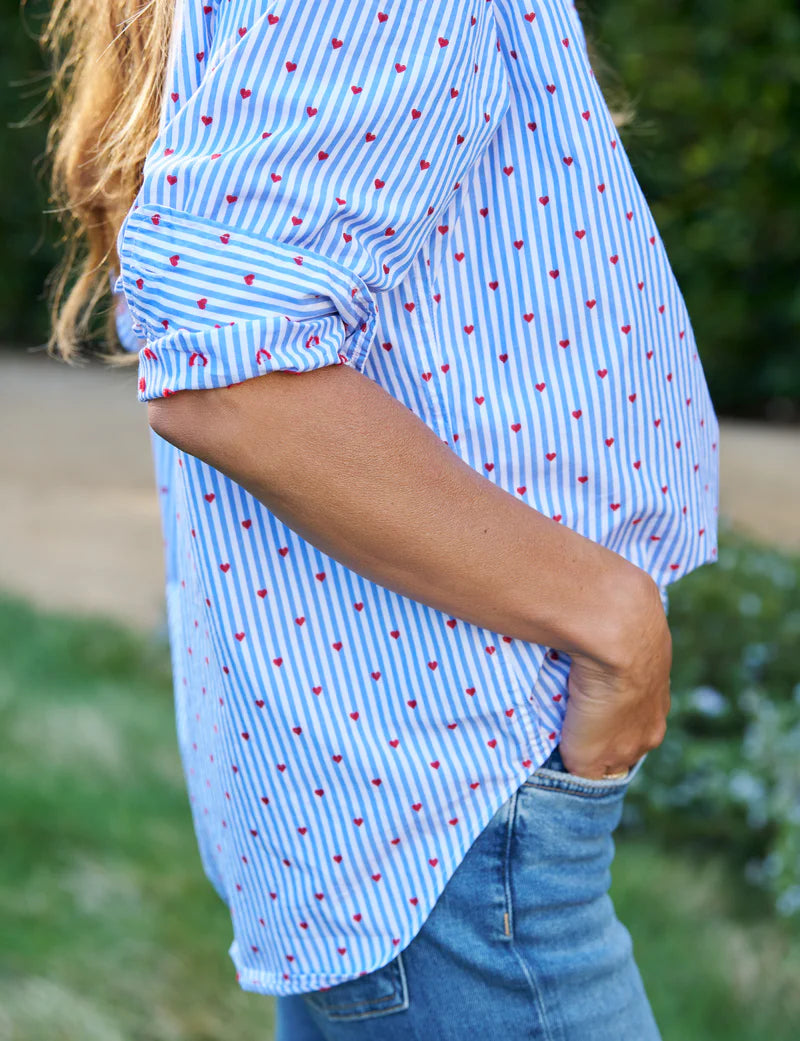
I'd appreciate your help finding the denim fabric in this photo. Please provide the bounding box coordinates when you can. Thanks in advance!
[274,744,661,1040]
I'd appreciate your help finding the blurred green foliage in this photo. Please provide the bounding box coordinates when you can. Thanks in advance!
[1,0,799,416]
[623,521,800,918]
[1,0,59,347]
[582,0,800,419]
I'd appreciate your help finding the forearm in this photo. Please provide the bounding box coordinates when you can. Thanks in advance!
[148,363,656,666]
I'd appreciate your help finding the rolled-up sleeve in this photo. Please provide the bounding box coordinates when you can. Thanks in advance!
[115,0,511,402]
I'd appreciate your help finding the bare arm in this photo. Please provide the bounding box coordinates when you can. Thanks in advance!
[149,363,671,776]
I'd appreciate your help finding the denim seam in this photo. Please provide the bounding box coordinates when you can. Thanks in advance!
[303,952,409,1019]
[522,751,648,798]
[507,795,559,1041]
[521,779,628,799]
[510,943,560,1041]
[501,790,516,942]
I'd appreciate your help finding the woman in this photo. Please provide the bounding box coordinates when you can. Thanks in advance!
[41,1,719,1037]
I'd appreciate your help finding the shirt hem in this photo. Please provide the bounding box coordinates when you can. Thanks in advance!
[225,707,560,997]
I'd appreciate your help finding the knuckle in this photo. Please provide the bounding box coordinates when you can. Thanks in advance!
[648,721,667,748]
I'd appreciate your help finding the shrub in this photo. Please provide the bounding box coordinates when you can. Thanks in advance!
[583,0,800,419]
[623,523,800,917]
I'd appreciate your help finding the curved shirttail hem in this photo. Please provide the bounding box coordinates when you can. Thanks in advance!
[226,697,559,998]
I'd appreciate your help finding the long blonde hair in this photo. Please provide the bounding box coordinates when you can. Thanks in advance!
[35,0,633,368]
[35,0,174,366]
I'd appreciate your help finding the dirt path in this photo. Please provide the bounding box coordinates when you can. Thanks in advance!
[1,350,798,633]
[1,351,163,632]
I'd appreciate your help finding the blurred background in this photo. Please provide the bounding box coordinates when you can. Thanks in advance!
[1,0,799,1038]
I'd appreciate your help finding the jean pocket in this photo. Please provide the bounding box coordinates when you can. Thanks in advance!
[522,743,648,798]
[302,950,409,1022]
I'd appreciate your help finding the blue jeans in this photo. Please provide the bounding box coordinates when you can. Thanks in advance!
[274,743,661,1040]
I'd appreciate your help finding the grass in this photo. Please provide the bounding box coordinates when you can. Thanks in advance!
[611,837,800,1039]
[0,593,272,1041]
[1,590,798,1040]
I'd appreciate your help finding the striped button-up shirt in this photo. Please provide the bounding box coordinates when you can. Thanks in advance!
[113,0,720,996]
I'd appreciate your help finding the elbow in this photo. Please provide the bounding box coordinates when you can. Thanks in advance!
[147,393,208,457]
[147,396,181,444]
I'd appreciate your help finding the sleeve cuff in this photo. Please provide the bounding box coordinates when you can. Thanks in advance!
[116,203,379,402]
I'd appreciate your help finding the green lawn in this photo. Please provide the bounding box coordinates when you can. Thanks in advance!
[1,591,798,1040]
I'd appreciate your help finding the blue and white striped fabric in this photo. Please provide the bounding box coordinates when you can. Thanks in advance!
[113,0,720,996]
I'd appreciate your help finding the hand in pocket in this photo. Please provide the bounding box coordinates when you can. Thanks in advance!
[559,576,672,780]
